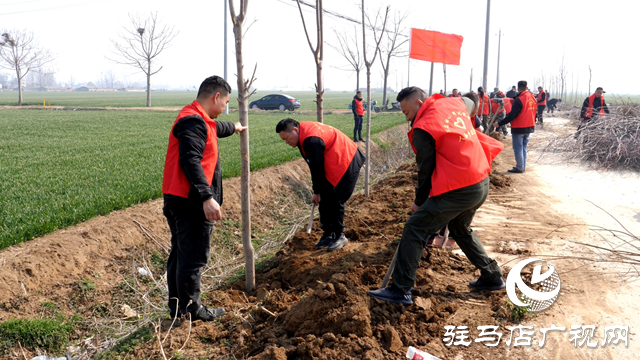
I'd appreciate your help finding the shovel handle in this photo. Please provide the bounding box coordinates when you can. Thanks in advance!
[306,203,316,233]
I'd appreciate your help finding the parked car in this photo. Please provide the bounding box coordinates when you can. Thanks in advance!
[249,94,300,111]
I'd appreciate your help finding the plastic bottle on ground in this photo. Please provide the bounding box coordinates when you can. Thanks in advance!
[405,346,441,360]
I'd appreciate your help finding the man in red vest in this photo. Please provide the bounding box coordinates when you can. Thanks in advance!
[494,80,537,173]
[580,87,609,123]
[536,86,546,127]
[351,91,365,142]
[448,88,461,97]
[276,118,365,252]
[367,86,505,305]
[162,76,246,321]
[477,86,490,130]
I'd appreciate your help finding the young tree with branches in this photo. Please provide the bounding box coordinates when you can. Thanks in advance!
[0,30,54,105]
[330,27,363,92]
[375,10,408,108]
[229,0,258,294]
[296,0,324,123]
[361,2,389,197]
[110,12,177,107]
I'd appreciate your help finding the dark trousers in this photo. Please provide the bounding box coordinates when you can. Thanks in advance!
[353,115,363,140]
[163,196,214,314]
[537,105,545,124]
[319,152,363,235]
[392,177,503,292]
[481,115,489,130]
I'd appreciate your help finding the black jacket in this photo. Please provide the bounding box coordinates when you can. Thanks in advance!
[164,116,236,206]
[299,137,365,194]
[352,96,363,116]
[506,89,518,99]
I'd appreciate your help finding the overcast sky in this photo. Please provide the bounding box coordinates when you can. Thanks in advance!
[1,0,636,96]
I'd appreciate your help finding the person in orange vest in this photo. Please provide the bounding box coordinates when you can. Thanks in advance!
[276,118,365,252]
[477,86,490,130]
[448,88,461,97]
[162,75,247,321]
[580,87,609,124]
[367,86,505,305]
[489,93,509,137]
[536,86,546,127]
[493,80,537,173]
[351,91,365,142]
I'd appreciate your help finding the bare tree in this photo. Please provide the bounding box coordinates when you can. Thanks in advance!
[469,68,473,92]
[588,65,592,95]
[296,0,324,123]
[361,3,389,197]
[110,13,177,107]
[98,69,117,89]
[375,10,408,108]
[229,0,258,294]
[28,68,56,90]
[329,27,363,92]
[0,30,54,105]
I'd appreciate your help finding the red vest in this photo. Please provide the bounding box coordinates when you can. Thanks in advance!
[585,94,606,118]
[490,99,506,115]
[162,101,219,198]
[298,122,357,187]
[407,95,502,197]
[537,91,546,106]
[354,97,365,115]
[511,91,537,129]
[480,94,490,115]
[503,98,513,114]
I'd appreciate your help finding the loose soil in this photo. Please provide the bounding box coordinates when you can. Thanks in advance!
[0,119,637,359]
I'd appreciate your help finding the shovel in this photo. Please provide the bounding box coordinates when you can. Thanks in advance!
[306,203,316,233]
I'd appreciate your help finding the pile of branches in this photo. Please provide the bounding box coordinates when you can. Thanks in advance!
[546,102,640,171]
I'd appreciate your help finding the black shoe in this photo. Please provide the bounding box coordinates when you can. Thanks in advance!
[507,168,524,174]
[468,277,506,291]
[326,233,348,252]
[368,285,413,305]
[359,138,364,142]
[188,305,225,322]
[314,232,334,249]
[353,138,358,142]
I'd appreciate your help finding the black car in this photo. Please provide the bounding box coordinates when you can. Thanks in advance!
[249,94,300,111]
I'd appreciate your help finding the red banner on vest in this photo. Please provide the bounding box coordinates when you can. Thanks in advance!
[409,28,463,65]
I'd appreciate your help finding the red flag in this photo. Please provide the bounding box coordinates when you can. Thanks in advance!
[409,28,463,65]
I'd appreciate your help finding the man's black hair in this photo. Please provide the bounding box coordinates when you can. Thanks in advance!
[462,92,478,107]
[356,91,362,94]
[197,75,232,99]
[517,80,527,90]
[397,86,427,102]
[275,118,299,133]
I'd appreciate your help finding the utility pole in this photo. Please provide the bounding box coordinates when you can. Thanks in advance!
[224,0,229,115]
[496,29,501,90]
[470,68,473,92]
[482,0,490,92]
[428,62,434,96]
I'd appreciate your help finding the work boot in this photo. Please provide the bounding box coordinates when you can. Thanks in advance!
[368,285,413,305]
[187,305,225,322]
[468,277,506,291]
[326,233,348,252]
[314,232,334,249]
[507,168,524,174]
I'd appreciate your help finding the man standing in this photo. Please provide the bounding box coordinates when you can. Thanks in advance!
[276,118,365,252]
[367,87,505,305]
[162,76,247,321]
[536,86,546,127]
[448,89,461,97]
[506,85,518,99]
[477,86,490,130]
[494,80,537,174]
[580,87,609,124]
[351,91,365,142]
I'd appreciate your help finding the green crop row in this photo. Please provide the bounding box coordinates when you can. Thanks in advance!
[0,108,405,249]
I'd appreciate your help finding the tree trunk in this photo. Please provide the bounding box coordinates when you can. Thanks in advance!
[316,59,323,123]
[356,68,360,92]
[146,63,151,107]
[232,8,255,294]
[16,69,23,106]
[364,66,371,197]
[382,65,389,109]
